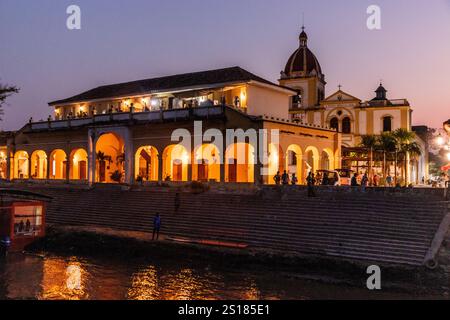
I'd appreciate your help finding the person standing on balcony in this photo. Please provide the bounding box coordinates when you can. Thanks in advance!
[152,213,161,241]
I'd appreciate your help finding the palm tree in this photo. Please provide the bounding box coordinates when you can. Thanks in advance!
[359,135,378,178]
[392,128,421,186]
[378,132,397,179]
[406,141,422,184]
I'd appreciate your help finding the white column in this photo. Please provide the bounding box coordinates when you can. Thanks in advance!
[88,131,96,186]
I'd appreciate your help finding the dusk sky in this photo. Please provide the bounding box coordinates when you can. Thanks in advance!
[1,0,449,131]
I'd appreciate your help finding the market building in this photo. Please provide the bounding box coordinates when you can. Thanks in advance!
[0,27,428,186]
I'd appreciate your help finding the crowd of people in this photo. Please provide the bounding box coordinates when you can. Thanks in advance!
[271,170,447,189]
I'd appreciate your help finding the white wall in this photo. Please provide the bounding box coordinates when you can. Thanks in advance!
[246,84,291,120]
[373,109,401,134]
[314,112,321,125]
[359,110,367,134]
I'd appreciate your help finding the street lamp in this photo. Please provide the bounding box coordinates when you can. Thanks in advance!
[437,134,445,146]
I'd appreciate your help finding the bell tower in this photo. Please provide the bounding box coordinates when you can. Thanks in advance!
[279,27,326,109]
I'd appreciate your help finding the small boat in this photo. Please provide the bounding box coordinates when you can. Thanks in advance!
[0,189,52,254]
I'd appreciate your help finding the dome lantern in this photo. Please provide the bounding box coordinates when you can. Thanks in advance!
[299,26,308,47]
[282,27,324,81]
[375,83,387,100]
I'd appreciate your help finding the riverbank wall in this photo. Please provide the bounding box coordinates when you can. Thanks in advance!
[3,182,449,269]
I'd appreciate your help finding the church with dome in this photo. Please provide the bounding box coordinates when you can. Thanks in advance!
[278,27,427,184]
[0,27,427,186]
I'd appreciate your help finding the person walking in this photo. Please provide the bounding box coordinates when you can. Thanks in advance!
[361,173,369,191]
[351,173,359,187]
[373,174,380,187]
[386,174,393,187]
[322,173,329,186]
[152,213,161,241]
[307,172,316,197]
[291,173,298,185]
[273,171,281,185]
[281,170,290,185]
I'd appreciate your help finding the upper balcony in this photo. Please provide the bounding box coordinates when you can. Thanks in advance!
[26,105,226,132]
[361,99,410,108]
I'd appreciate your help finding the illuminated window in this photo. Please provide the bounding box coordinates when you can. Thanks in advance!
[13,204,43,237]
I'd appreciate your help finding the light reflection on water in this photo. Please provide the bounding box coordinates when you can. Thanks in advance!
[0,253,436,300]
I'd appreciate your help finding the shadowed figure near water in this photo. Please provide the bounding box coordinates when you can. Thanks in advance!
[152,213,161,241]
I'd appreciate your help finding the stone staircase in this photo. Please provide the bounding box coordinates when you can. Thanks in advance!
[8,184,450,266]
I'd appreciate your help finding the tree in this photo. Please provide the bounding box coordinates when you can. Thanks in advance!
[359,135,378,179]
[0,83,19,121]
[377,132,397,178]
[392,128,421,185]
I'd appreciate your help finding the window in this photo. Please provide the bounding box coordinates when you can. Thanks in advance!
[291,90,302,109]
[330,118,339,131]
[13,204,44,237]
[288,150,297,166]
[383,116,392,132]
[342,117,351,134]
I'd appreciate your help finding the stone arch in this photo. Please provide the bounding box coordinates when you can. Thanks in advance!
[304,146,320,177]
[225,143,255,183]
[13,151,29,179]
[329,117,339,131]
[134,145,159,182]
[286,144,303,183]
[267,143,284,184]
[192,143,221,182]
[70,148,88,180]
[30,150,48,179]
[320,148,335,171]
[0,148,7,179]
[49,149,67,180]
[95,133,125,183]
[162,144,189,182]
[325,107,355,122]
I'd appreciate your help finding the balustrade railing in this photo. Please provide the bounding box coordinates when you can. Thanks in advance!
[28,105,225,131]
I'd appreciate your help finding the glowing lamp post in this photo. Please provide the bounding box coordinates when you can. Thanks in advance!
[436,135,445,146]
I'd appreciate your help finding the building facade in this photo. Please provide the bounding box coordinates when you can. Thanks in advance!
[278,28,427,184]
[1,66,340,186]
[0,27,427,186]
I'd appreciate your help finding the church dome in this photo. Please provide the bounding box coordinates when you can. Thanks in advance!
[282,28,324,80]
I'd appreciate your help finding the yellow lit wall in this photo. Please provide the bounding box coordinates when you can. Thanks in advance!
[31,150,47,179]
[192,144,221,182]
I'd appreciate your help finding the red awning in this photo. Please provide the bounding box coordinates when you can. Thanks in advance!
[442,163,450,171]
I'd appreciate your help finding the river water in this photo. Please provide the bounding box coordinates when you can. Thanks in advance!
[0,253,444,300]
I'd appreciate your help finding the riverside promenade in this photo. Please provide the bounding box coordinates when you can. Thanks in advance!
[3,182,449,269]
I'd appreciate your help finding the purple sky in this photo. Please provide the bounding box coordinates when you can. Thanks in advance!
[1,0,450,131]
